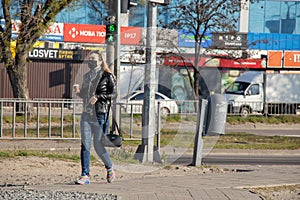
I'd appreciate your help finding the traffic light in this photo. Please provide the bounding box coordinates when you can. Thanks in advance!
[121,0,138,13]
[105,16,117,43]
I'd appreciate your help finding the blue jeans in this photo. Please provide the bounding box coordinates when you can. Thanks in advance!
[80,112,112,176]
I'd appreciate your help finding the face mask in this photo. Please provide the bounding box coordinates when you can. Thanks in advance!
[87,60,98,70]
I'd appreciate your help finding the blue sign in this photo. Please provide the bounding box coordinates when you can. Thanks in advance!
[39,35,64,42]
[178,30,212,48]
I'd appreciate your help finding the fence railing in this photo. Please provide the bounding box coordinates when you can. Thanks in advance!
[0,99,160,141]
[227,100,300,116]
[1,98,299,139]
[0,99,82,139]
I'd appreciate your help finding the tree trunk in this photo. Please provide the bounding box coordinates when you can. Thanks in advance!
[6,55,29,99]
[193,69,200,98]
[193,41,201,98]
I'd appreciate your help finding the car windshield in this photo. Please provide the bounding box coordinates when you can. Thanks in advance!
[225,81,250,94]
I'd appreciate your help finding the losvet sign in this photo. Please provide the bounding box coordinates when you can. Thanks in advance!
[28,48,81,60]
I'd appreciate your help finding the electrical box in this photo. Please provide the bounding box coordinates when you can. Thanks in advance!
[205,93,227,135]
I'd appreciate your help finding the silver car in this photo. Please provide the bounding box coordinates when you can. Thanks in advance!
[121,91,178,115]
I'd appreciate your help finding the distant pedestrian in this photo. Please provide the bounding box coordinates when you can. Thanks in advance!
[74,50,117,184]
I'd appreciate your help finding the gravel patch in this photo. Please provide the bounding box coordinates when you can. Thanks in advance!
[0,188,117,200]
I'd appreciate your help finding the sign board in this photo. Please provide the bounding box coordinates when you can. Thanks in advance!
[284,51,300,68]
[212,33,248,50]
[267,50,283,68]
[178,30,212,48]
[121,26,142,45]
[267,50,300,68]
[39,23,64,42]
[0,19,21,39]
[28,48,82,61]
[64,24,106,44]
[1,20,64,41]
[219,58,263,69]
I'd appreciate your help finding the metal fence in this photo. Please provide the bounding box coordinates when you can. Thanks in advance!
[0,99,160,140]
[1,98,299,140]
[0,99,82,139]
[227,100,300,117]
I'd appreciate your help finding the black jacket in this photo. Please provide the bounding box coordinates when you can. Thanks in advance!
[94,71,117,114]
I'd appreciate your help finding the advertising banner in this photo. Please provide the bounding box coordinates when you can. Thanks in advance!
[267,50,283,68]
[219,58,263,69]
[284,51,300,68]
[39,23,64,42]
[28,48,82,60]
[0,19,21,39]
[178,30,212,48]
[212,33,248,50]
[121,26,142,45]
[64,24,106,43]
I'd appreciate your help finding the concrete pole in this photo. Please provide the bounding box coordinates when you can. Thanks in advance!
[192,99,208,166]
[106,0,115,71]
[113,0,121,131]
[141,2,157,163]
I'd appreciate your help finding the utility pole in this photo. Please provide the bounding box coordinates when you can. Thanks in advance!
[135,1,157,163]
[105,0,120,132]
[106,0,115,69]
[113,0,121,131]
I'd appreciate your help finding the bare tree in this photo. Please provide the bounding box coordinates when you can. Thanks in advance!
[159,0,245,98]
[0,0,75,99]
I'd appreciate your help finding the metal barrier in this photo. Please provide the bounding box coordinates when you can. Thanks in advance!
[0,99,157,140]
[0,99,82,139]
[1,98,299,139]
[226,100,300,116]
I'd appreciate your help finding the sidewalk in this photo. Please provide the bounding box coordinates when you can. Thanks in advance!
[2,140,299,199]
[28,164,300,200]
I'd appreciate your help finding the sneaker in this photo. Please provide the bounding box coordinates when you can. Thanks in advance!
[106,168,115,183]
[75,175,90,185]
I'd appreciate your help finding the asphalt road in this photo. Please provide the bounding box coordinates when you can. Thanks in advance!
[225,128,300,137]
[171,154,300,166]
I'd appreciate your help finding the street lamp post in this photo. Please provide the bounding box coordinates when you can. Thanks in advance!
[134,2,159,163]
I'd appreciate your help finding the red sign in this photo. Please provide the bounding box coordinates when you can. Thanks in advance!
[162,54,263,69]
[64,24,106,43]
[121,26,142,45]
[162,55,194,66]
[219,58,263,69]
[162,55,220,67]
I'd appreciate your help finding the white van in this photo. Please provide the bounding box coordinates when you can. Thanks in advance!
[224,71,264,117]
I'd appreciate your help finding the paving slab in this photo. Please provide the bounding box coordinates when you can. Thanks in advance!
[27,164,300,200]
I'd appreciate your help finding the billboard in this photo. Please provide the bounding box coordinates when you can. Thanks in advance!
[39,23,64,42]
[267,51,300,68]
[284,51,300,68]
[64,24,106,43]
[267,51,283,68]
[178,30,212,48]
[212,33,248,50]
[28,48,83,61]
[121,26,142,45]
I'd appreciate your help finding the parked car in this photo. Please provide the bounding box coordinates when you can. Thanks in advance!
[120,91,178,115]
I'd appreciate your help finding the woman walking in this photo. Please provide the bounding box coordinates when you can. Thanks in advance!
[74,50,117,184]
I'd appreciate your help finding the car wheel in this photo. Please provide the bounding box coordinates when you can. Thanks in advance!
[240,107,250,117]
[161,107,170,116]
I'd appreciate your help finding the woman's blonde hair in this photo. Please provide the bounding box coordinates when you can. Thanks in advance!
[89,50,112,73]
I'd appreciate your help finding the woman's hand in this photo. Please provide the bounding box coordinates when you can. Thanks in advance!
[73,84,80,94]
[89,96,98,105]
